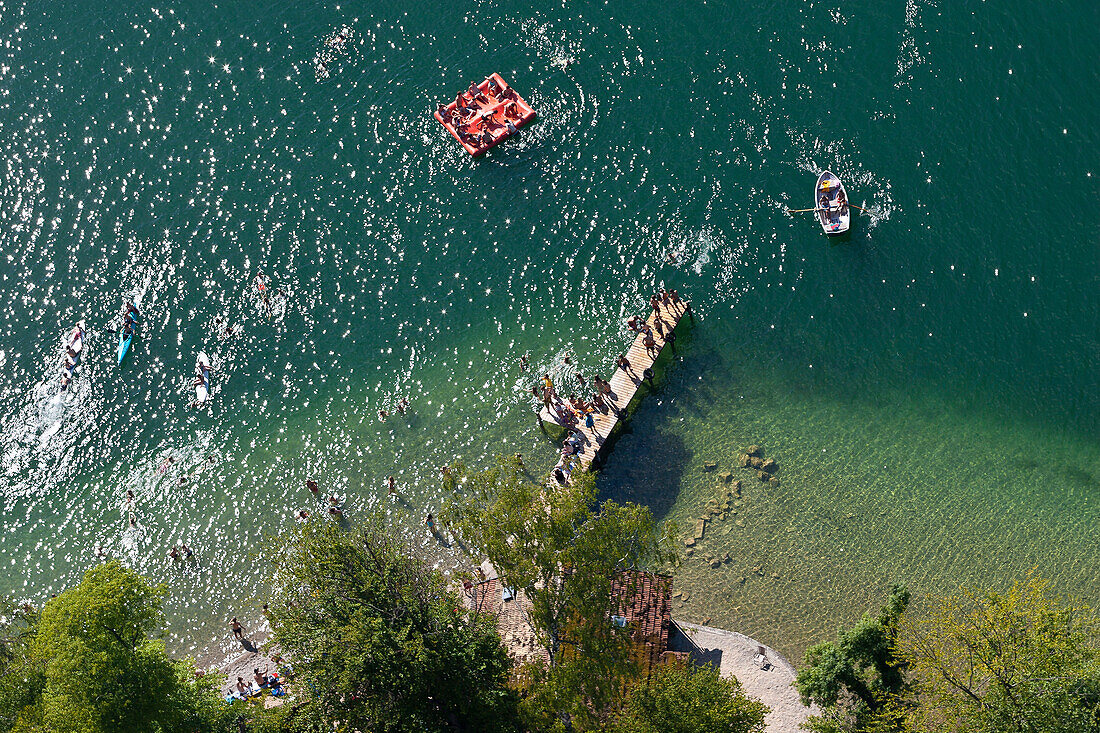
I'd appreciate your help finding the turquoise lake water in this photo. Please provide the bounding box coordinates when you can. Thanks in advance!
[0,0,1096,661]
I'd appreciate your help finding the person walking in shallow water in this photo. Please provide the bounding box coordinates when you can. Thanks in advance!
[231,617,244,640]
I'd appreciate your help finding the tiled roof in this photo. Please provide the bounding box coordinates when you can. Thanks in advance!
[463,576,549,668]
[611,572,674,677]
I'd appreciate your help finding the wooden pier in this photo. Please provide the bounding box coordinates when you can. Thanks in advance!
[539,298,691,471]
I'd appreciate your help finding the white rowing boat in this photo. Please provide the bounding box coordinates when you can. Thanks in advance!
[815,171,850,235]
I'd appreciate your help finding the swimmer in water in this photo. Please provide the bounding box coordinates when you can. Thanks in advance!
[126,489,135,504]
[169,546,179,560]
[181,543,194,559]
[157,456,175,475]
[297,510,310,520]
[387,476,397,496]
[378,409,388,421]
[306,480,319,495]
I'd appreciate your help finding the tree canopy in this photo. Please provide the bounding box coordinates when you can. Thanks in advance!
[897,573,1100,733]
[266,517,519,733]
[609,661,769,733]
[795,584,911,733]
[443,455,675,730]
[0,560,230,733]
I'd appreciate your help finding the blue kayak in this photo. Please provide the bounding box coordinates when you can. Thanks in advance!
[118,310,138,365]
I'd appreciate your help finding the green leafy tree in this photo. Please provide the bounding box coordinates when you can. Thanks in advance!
[267,517,519,733]
[0,602,44,731]
[443,456,675,730]
[609,661,769,733]
[795,585,911,732]
[0,560,231,733]
[897,574,1100,733]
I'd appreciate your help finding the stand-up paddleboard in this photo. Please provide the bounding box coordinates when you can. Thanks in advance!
[117,300,139,365]
[194,351,212,404]
[60,320,86,391]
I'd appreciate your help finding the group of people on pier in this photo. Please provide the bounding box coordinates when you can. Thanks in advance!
[537,289,684,484]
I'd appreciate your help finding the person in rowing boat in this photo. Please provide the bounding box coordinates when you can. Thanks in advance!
[818,193,831,216]
[836,188,847,214]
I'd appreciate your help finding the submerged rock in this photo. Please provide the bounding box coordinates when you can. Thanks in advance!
[709,558,722,569]
[684,537,696,547]
[746,444,763,457]
[737,454,751,468]
[761,458,778,473]
[703,461,717,471]
[718,471,732,483]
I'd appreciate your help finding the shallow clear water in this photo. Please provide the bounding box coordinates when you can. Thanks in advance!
[0,0,1096,662]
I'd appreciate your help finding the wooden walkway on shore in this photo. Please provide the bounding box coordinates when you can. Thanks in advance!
[539,298,691,471]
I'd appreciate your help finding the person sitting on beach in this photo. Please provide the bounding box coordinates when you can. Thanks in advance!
[236,677,249,698]
[254,668,269,688]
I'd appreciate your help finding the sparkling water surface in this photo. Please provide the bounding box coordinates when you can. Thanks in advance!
[0,0,1096,662]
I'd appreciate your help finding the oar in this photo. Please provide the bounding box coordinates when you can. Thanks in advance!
[848,203,868,213]
[787,207,826,213]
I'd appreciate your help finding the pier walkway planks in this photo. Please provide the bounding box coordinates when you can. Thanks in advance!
[538,298,691,471]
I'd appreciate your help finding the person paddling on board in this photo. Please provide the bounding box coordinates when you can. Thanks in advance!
[254,272,272,316]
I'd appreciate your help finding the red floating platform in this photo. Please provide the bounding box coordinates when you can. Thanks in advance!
[434,73,536,157]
